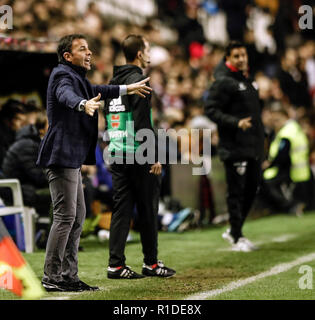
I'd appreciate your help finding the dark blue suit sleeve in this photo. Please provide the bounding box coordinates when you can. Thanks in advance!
[93,84,120,100]
[55,73,84,109]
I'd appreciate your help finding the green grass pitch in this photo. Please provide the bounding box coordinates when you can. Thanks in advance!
[1,211,315,300]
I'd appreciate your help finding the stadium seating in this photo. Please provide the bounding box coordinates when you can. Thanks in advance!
[0,179,35,253]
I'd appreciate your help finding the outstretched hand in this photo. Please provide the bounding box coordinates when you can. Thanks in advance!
[85,93,101,117]
[127,77,152,98]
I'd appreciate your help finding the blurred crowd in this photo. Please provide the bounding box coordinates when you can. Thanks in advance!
[1,0,315,237]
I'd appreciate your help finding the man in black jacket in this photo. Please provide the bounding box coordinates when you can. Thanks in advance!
[205,41,264,252]
[105,35,176,279]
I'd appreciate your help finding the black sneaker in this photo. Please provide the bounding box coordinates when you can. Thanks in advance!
[107,265,145,279]
[142,260,176,278]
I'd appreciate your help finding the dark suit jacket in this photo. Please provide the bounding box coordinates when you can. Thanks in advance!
[36,63,120,168]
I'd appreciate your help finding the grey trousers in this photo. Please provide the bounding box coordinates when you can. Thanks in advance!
[43,167,86,283]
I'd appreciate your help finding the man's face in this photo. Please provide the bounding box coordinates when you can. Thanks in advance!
[11,113,26,131]
[140,40,150,69]
[226,47,248,72]
[64,38,92,70]
[272,112,287,132]
[23,111,39,126]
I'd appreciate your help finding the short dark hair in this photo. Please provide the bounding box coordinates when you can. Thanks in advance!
[23,103,41,114]
[225,40,246,57]
[121,34,145,62]
[57,34,87,63]
[0,99,25,121]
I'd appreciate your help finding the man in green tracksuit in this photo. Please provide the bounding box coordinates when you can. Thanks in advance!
[104,35,176,279]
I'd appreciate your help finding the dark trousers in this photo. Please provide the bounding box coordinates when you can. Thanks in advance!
[109,163,161,267]
[224,159,261,242]
[43,168,85,283]
[261,177,294,212]
[261,177,312,212]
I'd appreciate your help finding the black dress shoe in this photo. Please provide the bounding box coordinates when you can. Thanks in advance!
[42,280,84,292]
[76,280,99,291]
[41,280,68,292]
[63,279,99,291]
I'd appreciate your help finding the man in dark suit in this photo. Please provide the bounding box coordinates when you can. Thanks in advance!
[37,34,151,292]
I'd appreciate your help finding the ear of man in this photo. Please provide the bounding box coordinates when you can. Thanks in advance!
[137,51,143,62]
[139,51,149,64]
[63,52,72,62]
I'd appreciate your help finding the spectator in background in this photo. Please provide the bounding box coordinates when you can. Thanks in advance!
[22,103,42,126]
[2,111,49,207]
[277,47,312,109]
[298,40,315,106]
[2,110,51,246]
[261,103,312,215]
[187,104,218,225]
[0,99,26,169]
[161,78,185,112]
[220,0,251,41]
[95,142,114,208]
[173,0,206,58]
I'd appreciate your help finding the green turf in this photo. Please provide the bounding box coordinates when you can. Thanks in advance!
[1,212,315,300]
[213,260,315,300]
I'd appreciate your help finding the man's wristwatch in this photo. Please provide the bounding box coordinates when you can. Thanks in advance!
[78,100,87,112]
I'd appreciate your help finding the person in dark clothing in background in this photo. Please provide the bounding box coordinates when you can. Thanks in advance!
[2,112,51,248]
[277,47,312,109]
[0,99,26,170]
[22,103,42,126]
[220,0,250,42]
[205,41,265,252]
[172,0,205,58]
[2,111,49,209]
[105,35,176,279]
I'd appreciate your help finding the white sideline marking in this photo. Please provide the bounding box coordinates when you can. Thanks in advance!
[217,234,297,252]
[41,291,83,300]
[271,234,296,243]
[41,296,70,300]
[185,252,315,300]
